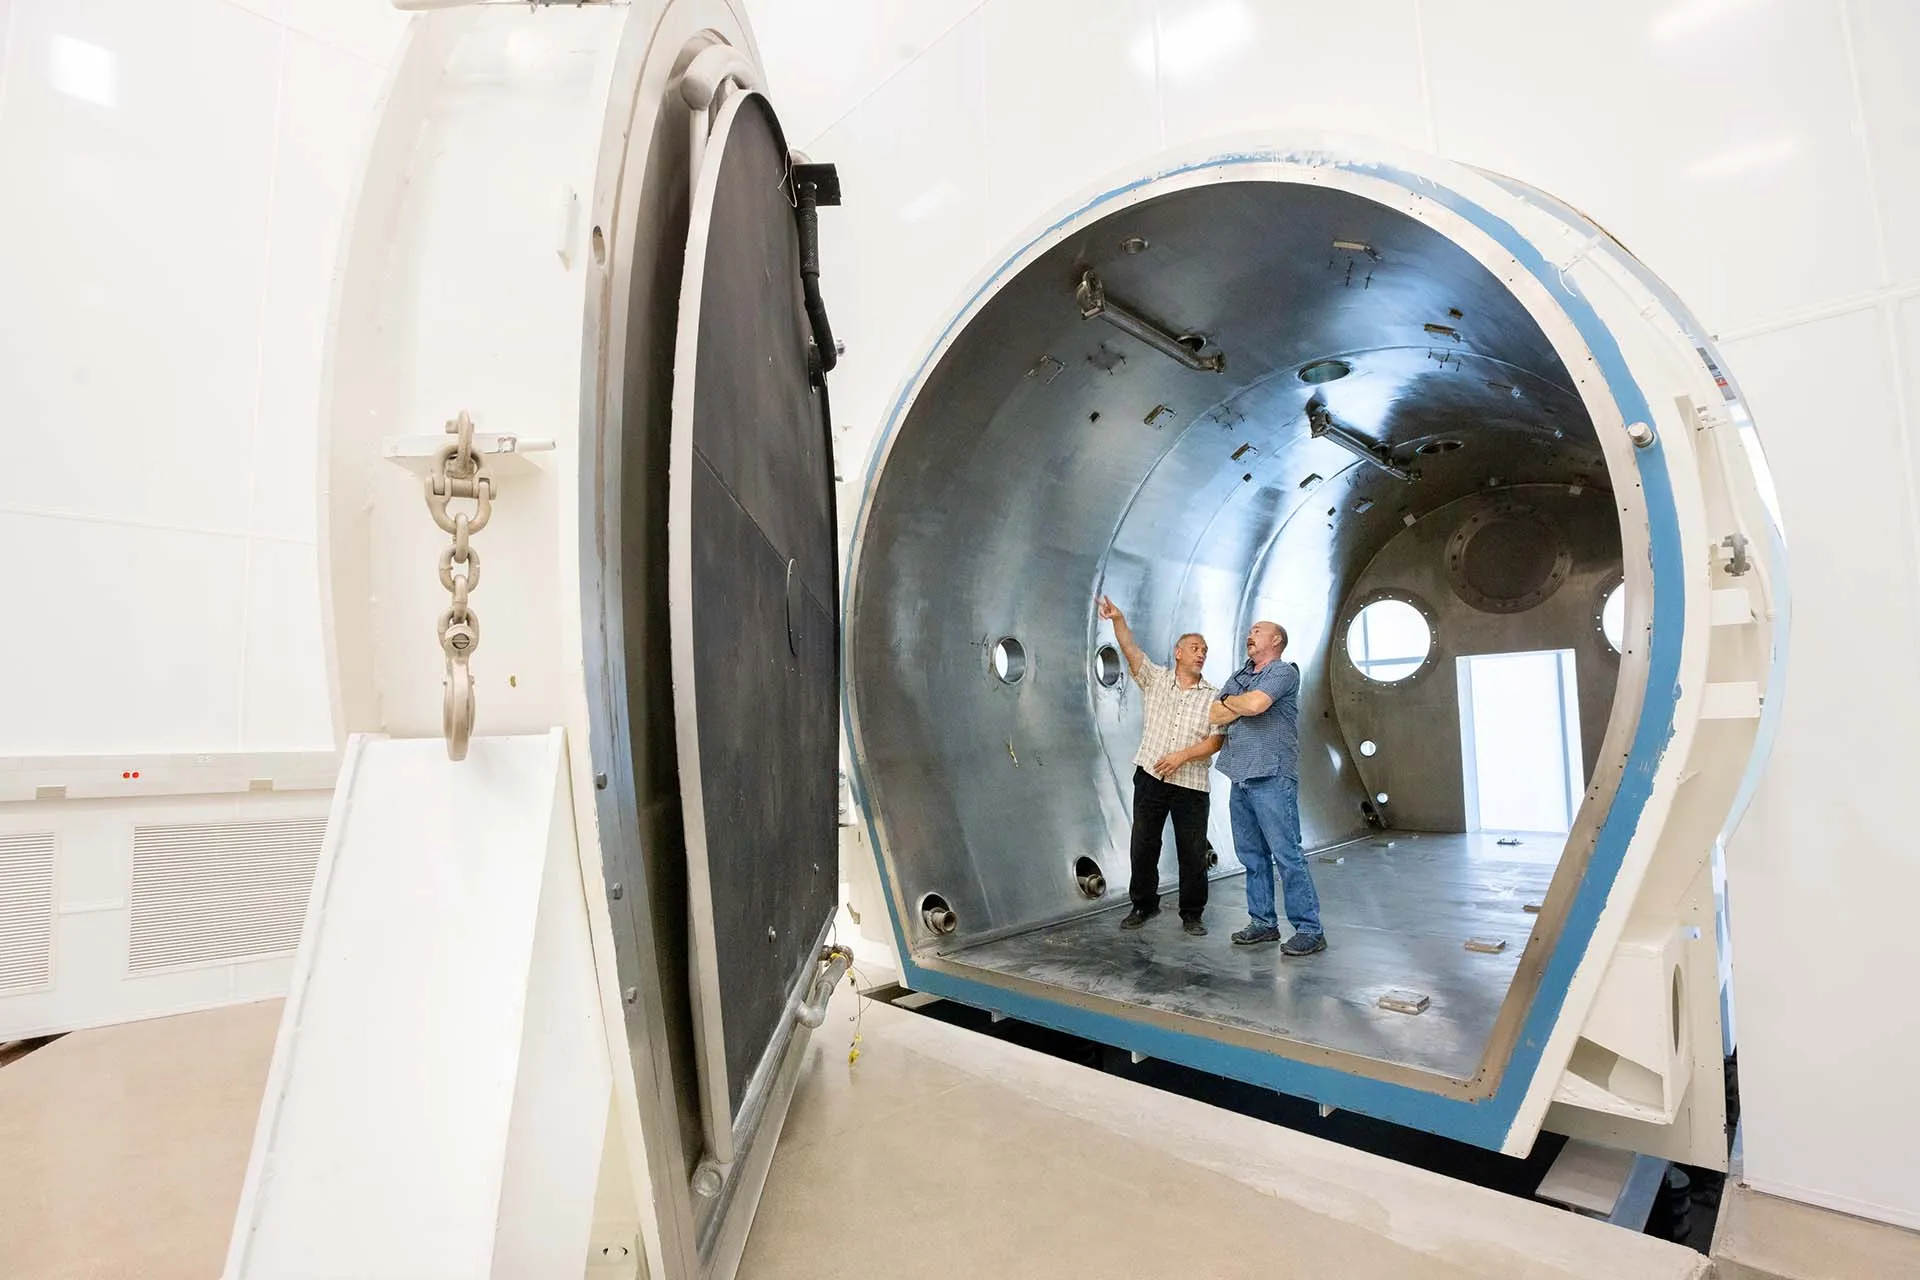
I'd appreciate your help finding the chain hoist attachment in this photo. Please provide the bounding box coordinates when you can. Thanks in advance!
[425,411,494,761]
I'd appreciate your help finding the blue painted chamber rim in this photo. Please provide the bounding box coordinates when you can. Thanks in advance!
[1472,168,1790,848]
[837,145,1687,1151]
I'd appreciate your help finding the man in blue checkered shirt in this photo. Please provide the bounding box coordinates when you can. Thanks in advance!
[1208,619,1327,955]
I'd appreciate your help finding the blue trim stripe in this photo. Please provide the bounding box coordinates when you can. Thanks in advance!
[839,149,1687,1151]
[1474,170,1791,843]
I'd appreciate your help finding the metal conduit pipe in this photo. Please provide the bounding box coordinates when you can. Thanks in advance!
[795,945,855,1029]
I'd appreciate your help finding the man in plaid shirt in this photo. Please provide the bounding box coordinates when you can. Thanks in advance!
[1096,595,1224,936]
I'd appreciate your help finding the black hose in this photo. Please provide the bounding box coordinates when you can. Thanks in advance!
[795,178,837,376]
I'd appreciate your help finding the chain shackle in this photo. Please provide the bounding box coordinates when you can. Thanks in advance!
[427,462,494,534]
[440,614,478,657]
[423,410,494,762]
[439,544,481,595]
[444,657,474,762]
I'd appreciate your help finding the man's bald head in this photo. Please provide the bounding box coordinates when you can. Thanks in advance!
[1245,620,1288,665]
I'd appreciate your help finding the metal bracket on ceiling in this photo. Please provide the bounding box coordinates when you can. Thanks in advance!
[1074,270,1226,373]
[1308,402,1418,483]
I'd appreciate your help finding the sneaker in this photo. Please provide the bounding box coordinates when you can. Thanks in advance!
[1231,923,1281,946]
[1182,918,1208,937]
[1119,908,1155,930]
[1280,932,1327,957]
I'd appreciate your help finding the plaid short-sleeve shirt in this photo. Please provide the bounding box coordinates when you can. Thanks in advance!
[1132,658,1222,792]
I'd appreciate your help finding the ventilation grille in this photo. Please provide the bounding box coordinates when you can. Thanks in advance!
[129,818,325,974]
[0,832,57,992]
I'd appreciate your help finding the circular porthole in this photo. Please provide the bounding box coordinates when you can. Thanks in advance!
[1359,739,1378,757]
[1346,598,1433,683]
[992,637,1027,684]
[1599,581,1627,653]
[1298,357,1352,384]
[1375,791,1390,804]
[1094,643,1123,687]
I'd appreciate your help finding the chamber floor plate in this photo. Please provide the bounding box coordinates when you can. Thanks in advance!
[946,832,1557,1081]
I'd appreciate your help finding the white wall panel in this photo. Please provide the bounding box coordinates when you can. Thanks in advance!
[1421,0,1882,337]
[980,0,1159,249]
[277,0,410,66]
[811,14,992,471]
[0,511,248,755]
[1720,304,1920,1226]
[1155,0,1431,156]
[249,35,387,546]
[240,538,332,751]
[0,0,396,755]
[0,0,279,534]
[749,0,982,148]
[1846,0,1920,291]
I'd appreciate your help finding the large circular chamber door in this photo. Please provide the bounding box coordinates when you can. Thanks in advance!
[313,4,843,1271]
[667,90,839,1165]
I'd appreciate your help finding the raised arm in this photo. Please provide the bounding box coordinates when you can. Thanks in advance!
[1096,595,1150,682]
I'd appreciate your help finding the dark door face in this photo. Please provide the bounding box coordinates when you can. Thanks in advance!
[668,88,838,1161]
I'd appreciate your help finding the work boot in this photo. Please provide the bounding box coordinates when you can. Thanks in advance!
[1280,932,1328,957]
[1231,923,1280,946]
[1120,907,1154,930]
[1182,918,1208,937]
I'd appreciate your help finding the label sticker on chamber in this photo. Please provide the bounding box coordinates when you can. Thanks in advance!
[1695,346,1737,402]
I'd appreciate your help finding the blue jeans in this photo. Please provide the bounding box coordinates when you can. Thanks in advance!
[1229,774,1324,937]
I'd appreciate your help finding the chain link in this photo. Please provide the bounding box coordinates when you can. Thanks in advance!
[426,411,493,761]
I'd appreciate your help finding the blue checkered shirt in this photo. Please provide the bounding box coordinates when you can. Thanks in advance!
[1214,659,1301,783]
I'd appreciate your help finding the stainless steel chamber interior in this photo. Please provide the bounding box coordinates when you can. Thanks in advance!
[846,179,1625,968]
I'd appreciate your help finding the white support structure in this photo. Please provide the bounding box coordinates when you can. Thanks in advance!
[226,731,612,1279]
[241,6,828,1277]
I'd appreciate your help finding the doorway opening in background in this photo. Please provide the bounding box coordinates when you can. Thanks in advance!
[1457,649,1583,834]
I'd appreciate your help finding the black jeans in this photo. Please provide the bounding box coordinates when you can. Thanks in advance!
[1129,766,1210,919]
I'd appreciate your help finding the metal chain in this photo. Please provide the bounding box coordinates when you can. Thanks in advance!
[425,411,494,761]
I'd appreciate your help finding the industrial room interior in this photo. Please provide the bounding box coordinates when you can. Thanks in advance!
[3,2,1920,1278]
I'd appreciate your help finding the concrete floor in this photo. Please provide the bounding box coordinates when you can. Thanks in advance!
[0,1001,281,1279]
[741,967,1710,1279]
[0,984,1715,1279]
